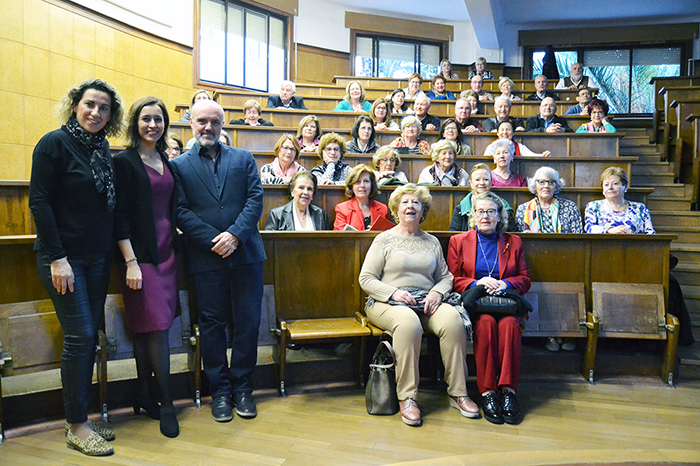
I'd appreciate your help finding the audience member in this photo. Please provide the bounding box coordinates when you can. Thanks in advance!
[296,115,322,153]
[264,172,330,231]
[427,75,456,100]
[439,118,472,156]
[471,75,494,102]
[178,89,212,123]
[565,87,593,115]
[440,59,459,80]
[334,80,372,112]
[459,90,484,114]
[334,164,390,230]
[556,63,590,90]
[404,73,426,100]
[525,75,556,101]
[489,139,526,187]
[389,115,431,155]
[260,134,305,184]
[525,97,573,133]
[483,96,525,132]
[229,99,273,126]
[219,130,233,146]
[498,76,522,101]
[171,99,265,425]
[454,98,485,133]
[166,132,183,160]
[371,146,409,185]
[390,89,410,114]
[346,115,379,154]
[310,133,351,185]
[413,95,441,132]
[485,120,550,157]
[267,80,307,109]
[418,140,468,186]
[576,99,616,133]
[370,97,400,131]
[468,57,494,80]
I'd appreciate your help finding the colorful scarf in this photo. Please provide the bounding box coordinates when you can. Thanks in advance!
[521,197,561,233]
[428,163,463,186]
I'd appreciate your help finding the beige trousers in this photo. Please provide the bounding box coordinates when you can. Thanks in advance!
[366,301,468,401]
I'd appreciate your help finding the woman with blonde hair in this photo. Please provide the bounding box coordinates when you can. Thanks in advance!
[389,115,430,155]
[370,97,400,131]
[296,115,322,153]
[310,133,351,185]
[498,76,522,101]
[371,146,409,186]
[334,80,372,112]
[417,140,468,186]
[403,73,426,100]
[360,184,479,426]
[229,99,273,126]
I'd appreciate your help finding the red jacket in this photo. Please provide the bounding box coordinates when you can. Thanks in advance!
[447,229,530,295]
[333,197,389,231]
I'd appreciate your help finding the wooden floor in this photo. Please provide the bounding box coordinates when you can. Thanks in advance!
[3,376,700,466]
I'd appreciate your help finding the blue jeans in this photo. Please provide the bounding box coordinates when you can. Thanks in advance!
[37,252,111,424]
[193,262,263,399]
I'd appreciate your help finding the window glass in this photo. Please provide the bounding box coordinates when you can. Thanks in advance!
[355,34,444,78]
[420,44,440,79]
[631,48,681,113]
[355,36,374,77]
[584,49,631,114]
[200,0,226,84]
[378,40,415,78]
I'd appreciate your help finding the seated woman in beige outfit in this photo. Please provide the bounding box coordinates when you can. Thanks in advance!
[359,184,480,427]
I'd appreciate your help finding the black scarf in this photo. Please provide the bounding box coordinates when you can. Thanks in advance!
[65,115,115,212]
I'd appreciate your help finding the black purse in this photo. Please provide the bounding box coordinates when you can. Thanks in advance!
[475,292,519,316]
[365,334,399,415]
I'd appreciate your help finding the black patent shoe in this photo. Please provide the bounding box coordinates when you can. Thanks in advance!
[233,392,257,418]
[501,389,521,425]
[482,391,504,424]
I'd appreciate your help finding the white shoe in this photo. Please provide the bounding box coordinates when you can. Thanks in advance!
[545,337,560,352]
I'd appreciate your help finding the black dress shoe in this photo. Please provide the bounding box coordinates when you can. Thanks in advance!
[134,399,161,420]
[211,396,233,422]
[482,391,504,424]
[159,407,180,438]
[501,389,521,425]
[233,392,257,418]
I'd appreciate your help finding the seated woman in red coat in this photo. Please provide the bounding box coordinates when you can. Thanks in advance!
[333,164,390,230]
[447,191,531,425]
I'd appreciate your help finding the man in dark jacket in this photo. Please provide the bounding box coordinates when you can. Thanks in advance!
[525,97,573,133]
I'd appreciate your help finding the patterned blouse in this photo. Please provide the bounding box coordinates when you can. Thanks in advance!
[516,197,584,233]
[389,137,431,156]
[584,200,655,234]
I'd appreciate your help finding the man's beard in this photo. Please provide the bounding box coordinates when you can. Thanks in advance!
[195,133,218,148]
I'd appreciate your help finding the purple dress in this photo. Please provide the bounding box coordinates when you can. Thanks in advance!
[119,165,178,333]
[491,170,527,187]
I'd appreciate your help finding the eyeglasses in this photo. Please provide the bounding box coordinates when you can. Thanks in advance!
[536,179,556,187]
[324,146,341,153]
[380,158,396,163]
[280,146,296,152]
[167,147,181,155]
[475,209,498,218]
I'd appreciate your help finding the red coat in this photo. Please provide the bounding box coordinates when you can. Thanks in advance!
[333,197,389,231]
[447,229,530,295]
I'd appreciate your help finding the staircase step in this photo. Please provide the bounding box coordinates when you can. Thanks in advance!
[644,183,690,197]
[647,197,692,210]
[651,211,700,227]
[632,162,672,175]
[669,263,700,286]
[633,173,676,184]
[621,147,663,156]
[634,154,666,163]
[656,225,700,242]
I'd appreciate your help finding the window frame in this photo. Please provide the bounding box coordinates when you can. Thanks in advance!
[350,30,448,78]
[194,0,293,92]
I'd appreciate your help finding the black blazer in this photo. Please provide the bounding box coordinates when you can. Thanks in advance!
[113,147,178,265]
[264,201,330,231]
[419,113,441,132]
[229,118,274,126]
[524,90,557,101]
[525,114,573,133]
[267,95,307,110]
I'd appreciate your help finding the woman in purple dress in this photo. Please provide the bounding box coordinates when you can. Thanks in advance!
[114,96,179,438]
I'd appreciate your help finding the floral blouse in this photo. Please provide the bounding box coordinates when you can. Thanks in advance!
[584,200,655,234]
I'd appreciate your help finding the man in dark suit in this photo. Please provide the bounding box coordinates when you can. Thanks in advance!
[267,80,308,109]
[170,100,266,423]
[483,96,525,132]
[413,95,441,132]
[525,75,557,101]
[525,97,573,133]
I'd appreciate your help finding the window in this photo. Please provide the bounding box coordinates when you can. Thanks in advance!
[355,35,441,79]
[531,46,681,113]
[199,0,286,92]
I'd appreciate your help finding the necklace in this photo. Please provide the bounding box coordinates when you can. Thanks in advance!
[477,232,497,278]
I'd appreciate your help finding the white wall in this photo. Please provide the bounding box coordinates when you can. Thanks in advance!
[71,0,194,47]
[451,21,502,66]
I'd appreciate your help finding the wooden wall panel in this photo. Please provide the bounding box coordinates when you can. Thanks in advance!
[296,44,350,85]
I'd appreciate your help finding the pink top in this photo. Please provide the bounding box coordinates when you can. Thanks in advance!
[491,170,526,187]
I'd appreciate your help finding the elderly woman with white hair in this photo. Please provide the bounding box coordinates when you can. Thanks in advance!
[515,166,583,234]
[498,76,522,102]
[389,115,431,155]
[489,139,526,187]
[417,140,468,186]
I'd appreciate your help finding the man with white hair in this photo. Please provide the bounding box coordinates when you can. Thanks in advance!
[525,97,573,133]
[454,98,484,133]
[171,99,266,424]
[267,80,307,109]
[525,75,556,101]
[413,94,441,132]
[483,96,525,132]
[471,75,494,102]
[556,63,590,90]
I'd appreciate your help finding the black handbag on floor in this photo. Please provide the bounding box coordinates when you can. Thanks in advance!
[365,334,399,415]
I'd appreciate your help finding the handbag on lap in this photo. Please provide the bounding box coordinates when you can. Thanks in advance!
[365,333,399,415]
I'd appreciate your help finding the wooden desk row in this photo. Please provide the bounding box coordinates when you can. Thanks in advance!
[169,123,623,157]
[257,184,651,232]
[210,91,578,115]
